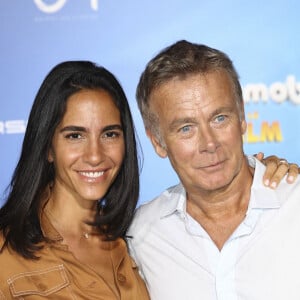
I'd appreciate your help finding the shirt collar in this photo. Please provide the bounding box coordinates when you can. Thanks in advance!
[159,157,281,220]
[249,156,281,209]
[160,183,187,218]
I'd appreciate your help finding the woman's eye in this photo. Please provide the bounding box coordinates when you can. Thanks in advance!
[104,131,121,138]
[66,132,82,139]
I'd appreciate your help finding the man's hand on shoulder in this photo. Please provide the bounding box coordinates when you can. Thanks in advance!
[256,152,299,189]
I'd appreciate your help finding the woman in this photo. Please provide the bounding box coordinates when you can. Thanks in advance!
[0,61,149,299]
[0,60,296,299]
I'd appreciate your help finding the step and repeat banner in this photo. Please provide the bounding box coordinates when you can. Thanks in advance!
[0,1,299,206]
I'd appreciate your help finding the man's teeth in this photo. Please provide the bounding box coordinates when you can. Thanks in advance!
[80,171,104,178]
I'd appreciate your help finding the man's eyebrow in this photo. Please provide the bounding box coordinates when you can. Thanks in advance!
[208,106,234,118]
[169,117,197,131]
[212,106,234,115]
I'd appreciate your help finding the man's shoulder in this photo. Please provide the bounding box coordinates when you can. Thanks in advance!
[277,176,300,203]
[128,183,183,235]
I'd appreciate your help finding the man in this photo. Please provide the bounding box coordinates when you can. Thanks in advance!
[128,40,300,299]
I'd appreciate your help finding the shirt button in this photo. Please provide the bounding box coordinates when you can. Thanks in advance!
[37,283,47,291]
[87,281,97,288]
[117,273,126,283]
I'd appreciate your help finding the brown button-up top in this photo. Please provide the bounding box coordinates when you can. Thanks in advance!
[0,206,149,299]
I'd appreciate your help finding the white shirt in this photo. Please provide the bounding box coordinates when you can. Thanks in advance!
[127,158,300,300]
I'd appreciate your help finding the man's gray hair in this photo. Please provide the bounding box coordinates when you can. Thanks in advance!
[136,40,244,138]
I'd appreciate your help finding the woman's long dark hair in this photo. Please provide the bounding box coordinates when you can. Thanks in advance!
[0,61,141,258]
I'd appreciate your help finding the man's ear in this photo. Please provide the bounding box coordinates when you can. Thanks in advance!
[146,129,168,158]
[241,119,247,135]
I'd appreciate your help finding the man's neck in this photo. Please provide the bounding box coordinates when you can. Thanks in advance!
[186,160,253,250]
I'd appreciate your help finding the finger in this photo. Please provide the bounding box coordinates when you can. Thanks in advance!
[262,158,278,187]
[286,163,299,183]
[268,163,290,189]
[255,152,265,161]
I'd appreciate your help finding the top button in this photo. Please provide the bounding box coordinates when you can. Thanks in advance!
[117,273,126,283]
[37,283,47,291]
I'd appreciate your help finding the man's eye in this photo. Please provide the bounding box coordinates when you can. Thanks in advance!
[215,115,226,123]
[180,125,191,133]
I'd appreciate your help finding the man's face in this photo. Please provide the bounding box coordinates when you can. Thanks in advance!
[147,70,247,195]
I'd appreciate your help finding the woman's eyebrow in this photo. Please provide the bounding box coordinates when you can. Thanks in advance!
[102,124,123,132]
[59,124,123,133]
[59,125,86,133]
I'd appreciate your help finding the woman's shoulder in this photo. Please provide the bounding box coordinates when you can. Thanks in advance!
[0,232,30,274]
[0,231,51,279]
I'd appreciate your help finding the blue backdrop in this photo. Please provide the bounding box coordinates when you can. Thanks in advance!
[1,0,299,206]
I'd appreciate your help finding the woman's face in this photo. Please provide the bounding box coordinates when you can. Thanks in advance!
[48,89,125,204]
